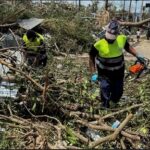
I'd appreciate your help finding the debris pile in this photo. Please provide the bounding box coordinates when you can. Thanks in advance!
[0,1,150,149]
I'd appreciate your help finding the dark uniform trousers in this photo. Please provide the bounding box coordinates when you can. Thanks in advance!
[98,66,124,108]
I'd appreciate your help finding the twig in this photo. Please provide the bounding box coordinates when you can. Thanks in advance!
[70,111,100,119]
[121,131,140,141]
[7,104,13,116]
[89,114,133,148]
[120,137,126,149]
[72,131,89,144]
[65,146,82,149]
[76,120,113,131]
[9,28,20,48]
[23,104,62,125]
[42,71,49,112]
[126,137,138,149]
[0,22,17,27]
[59,125,89,144]
[0,114,28,125]
[0,122,30,129]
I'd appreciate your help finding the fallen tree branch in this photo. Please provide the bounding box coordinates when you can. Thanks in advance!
[76,119,140,141]
[120,137,126,149]
[70,104,143,121]
[0,22,17,28]
[89,114,133,148]
[119,18,150,27]
[70,111,100,119]
[102,104,143,119]
[0,59,44,91]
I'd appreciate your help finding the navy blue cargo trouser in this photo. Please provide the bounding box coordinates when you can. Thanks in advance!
[99,76,124,108]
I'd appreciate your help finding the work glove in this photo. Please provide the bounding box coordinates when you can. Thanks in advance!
[136,54,145,64]
[91,73,98,82]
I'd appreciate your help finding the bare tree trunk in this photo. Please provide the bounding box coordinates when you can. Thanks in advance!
[79,0,81,11]
[105,0,109,11]
[91,0,99,12]
[128,0,132,21]
[75,0,78,8]
[122,0,125,20]
[134,0,138,21]
[119,17,150,27]
[140,0,144,20]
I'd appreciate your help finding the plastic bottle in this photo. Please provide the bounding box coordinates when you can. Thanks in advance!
[86,128,100,141]
[135,108,143,117]
[112,120,120,129]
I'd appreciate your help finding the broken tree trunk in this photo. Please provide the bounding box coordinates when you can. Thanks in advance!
[119,18,150,27]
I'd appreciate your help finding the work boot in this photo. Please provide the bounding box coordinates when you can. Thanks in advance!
[102,100,110,108]
[110,101,119,108]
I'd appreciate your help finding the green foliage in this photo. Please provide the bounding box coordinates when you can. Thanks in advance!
[66,127,78,145]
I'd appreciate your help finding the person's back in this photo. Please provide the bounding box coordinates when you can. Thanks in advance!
[23,30,47,67]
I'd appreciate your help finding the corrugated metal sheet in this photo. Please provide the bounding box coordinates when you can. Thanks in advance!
[18,18,44,30]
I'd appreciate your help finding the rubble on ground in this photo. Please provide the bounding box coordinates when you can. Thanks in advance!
[0,1,150,149]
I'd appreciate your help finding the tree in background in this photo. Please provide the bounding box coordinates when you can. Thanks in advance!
[140,0,144,20]
[122,0,125,20]
[134,0,138,21]
[92,0,99,12]
[128,0,132,21]
[105,0,109,11]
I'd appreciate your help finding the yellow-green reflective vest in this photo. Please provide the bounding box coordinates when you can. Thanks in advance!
[23,33,44,52]
[94,35,126,58]
[94,35,127,71]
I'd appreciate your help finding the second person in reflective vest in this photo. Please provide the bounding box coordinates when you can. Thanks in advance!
[23,30,47,67]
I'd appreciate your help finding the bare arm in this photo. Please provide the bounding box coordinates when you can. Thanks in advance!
[89,45,98,74]
[124,41,138,57]
[89,55,96,74]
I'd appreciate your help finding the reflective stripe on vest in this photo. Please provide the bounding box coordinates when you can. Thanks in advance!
[94,35,126,70]
[23,33,44,52]
[95,56,124,71]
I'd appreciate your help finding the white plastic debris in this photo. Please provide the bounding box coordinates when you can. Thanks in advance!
[86,128,100,141]
[0,86,18,98]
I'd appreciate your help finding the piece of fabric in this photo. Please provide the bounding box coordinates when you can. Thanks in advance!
[99,76,124,108]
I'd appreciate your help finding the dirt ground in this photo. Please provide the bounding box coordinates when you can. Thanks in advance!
[125,39,150,61]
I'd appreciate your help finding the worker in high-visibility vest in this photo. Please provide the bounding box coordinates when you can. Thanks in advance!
[23,30,47,67]
[89,19,145,108]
